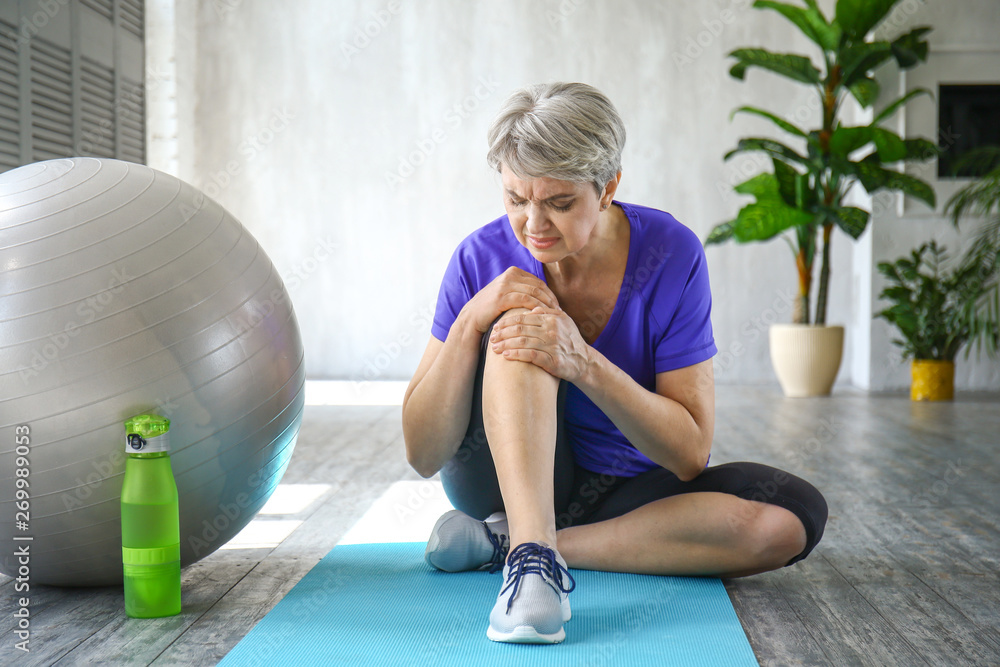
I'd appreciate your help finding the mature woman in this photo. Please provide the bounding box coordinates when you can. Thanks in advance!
[401,82,827,645]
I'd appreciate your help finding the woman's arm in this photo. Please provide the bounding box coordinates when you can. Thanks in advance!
[401,314,482,478]
[489,307,714,481]
[403,267,561,478]
[576,353,714,481]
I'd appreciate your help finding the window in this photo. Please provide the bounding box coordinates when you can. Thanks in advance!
[938,84,1000,178]
[0,0,145,174]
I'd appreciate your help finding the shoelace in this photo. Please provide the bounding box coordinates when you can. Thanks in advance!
[482,522,510,574]
[500,542,576,613]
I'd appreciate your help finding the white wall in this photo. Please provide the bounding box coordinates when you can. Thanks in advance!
[147,0,999,390]
[866,0,1000,390]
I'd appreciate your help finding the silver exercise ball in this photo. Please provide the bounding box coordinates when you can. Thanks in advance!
[0,158,305,586]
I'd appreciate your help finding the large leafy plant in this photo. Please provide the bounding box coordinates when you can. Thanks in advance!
[706,0,937,325]
[877,147,1000,361]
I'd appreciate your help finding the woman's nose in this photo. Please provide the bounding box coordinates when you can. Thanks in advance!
[525,203,549,232]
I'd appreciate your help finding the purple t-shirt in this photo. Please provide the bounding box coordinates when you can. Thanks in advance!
[431,201,717,476]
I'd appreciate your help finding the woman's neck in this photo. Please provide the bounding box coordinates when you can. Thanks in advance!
[544,204,628,288]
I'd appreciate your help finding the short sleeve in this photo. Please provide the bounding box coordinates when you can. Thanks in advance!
[431,246,473,342]
[653,241,717,373]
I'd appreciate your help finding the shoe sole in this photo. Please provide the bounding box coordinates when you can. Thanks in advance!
[486,624,565,644]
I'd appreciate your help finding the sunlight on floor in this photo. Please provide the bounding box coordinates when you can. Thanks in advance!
[305,380,408,406]
[220,483,332,550]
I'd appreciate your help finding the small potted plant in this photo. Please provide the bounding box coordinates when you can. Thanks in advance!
[876,148,1000,399]
[705,0,937,396]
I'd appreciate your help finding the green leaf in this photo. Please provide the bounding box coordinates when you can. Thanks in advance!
[754,1,842,51]
[872,88,931,124]
[731,200,815,242]
[733,172,781,199]
[881,286,913,302]
[772,157,802,207]
[829,125,875,158]
[830,205,870,239]
[848,76,880,108]
[705,221,736,245]
[725,137,809,165]
[728,172,815,242]
[731,105,808,137]
[890,26,932,68]
[850,162,937,207]
[828,126,908,163]
[835,0,900,39]
[839,41,894,86]
[901,138,940,162]
[871,127,907,162]
[729,48,822,84]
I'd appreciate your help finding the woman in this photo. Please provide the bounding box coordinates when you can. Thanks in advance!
[401,82,827,645]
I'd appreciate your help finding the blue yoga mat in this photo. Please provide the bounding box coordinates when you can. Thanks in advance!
[219,542,759,666]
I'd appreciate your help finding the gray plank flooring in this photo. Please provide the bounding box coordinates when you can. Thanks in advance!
[2,386,999,666]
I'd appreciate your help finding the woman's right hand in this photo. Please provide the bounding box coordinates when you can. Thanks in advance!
[456,266,560,337]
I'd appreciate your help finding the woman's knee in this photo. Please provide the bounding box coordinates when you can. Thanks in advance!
[484,307,559,384]
[747,502,809,569]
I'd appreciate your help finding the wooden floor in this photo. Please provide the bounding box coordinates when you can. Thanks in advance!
[3,385,999,666]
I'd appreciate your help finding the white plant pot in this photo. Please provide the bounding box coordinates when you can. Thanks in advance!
[769,324,845,397]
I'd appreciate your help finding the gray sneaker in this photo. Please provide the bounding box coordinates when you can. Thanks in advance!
[425,510,509,573]
[486,542,575,644]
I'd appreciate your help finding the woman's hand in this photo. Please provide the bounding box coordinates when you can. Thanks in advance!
[489,306,593,383]
[456,267,560,337]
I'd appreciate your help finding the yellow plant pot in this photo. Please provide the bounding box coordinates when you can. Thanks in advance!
[911,359,955,401]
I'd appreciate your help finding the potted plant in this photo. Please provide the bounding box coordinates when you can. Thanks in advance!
[876,147,1000,400]
[705,0,938,396]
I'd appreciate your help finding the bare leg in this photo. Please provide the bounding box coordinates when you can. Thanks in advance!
[557,492,808,578]
[482,309,560,553]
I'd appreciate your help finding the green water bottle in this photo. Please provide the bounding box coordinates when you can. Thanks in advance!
[121,414,181,618]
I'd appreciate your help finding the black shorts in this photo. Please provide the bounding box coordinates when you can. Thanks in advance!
[439,328,828,566]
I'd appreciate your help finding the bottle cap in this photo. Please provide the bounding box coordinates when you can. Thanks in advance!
[124,414,171,453]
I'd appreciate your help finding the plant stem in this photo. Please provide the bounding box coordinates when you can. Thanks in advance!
[815,223,833,325]
[795,241,812,324]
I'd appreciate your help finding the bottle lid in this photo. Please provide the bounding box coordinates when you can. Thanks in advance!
[124,414,171,453]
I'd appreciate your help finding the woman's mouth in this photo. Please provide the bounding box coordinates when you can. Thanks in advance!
[526,235,559,250]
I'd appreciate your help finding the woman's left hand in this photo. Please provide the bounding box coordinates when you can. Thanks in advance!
[489,306,593,383]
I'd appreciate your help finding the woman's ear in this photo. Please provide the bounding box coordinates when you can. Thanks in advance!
[600,171,623,209]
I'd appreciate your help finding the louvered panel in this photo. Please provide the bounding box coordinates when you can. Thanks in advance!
[30,39,73,162]
[0,59,17,83]
[0,136,17,153]
[32,146,70,161]
[120,0,144,39]
[80,0,113,21]
[0,19,18,171]
[79,56,115,158]
[0,81,17,110]
[0,111,16,133]
[119,77,144,163]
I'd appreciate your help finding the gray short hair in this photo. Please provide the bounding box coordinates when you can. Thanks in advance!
[486,82,626,193]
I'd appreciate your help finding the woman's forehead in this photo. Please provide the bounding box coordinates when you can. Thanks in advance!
[500,166,586,199]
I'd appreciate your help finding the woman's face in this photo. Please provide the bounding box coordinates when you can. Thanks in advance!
[501,164,609,263]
